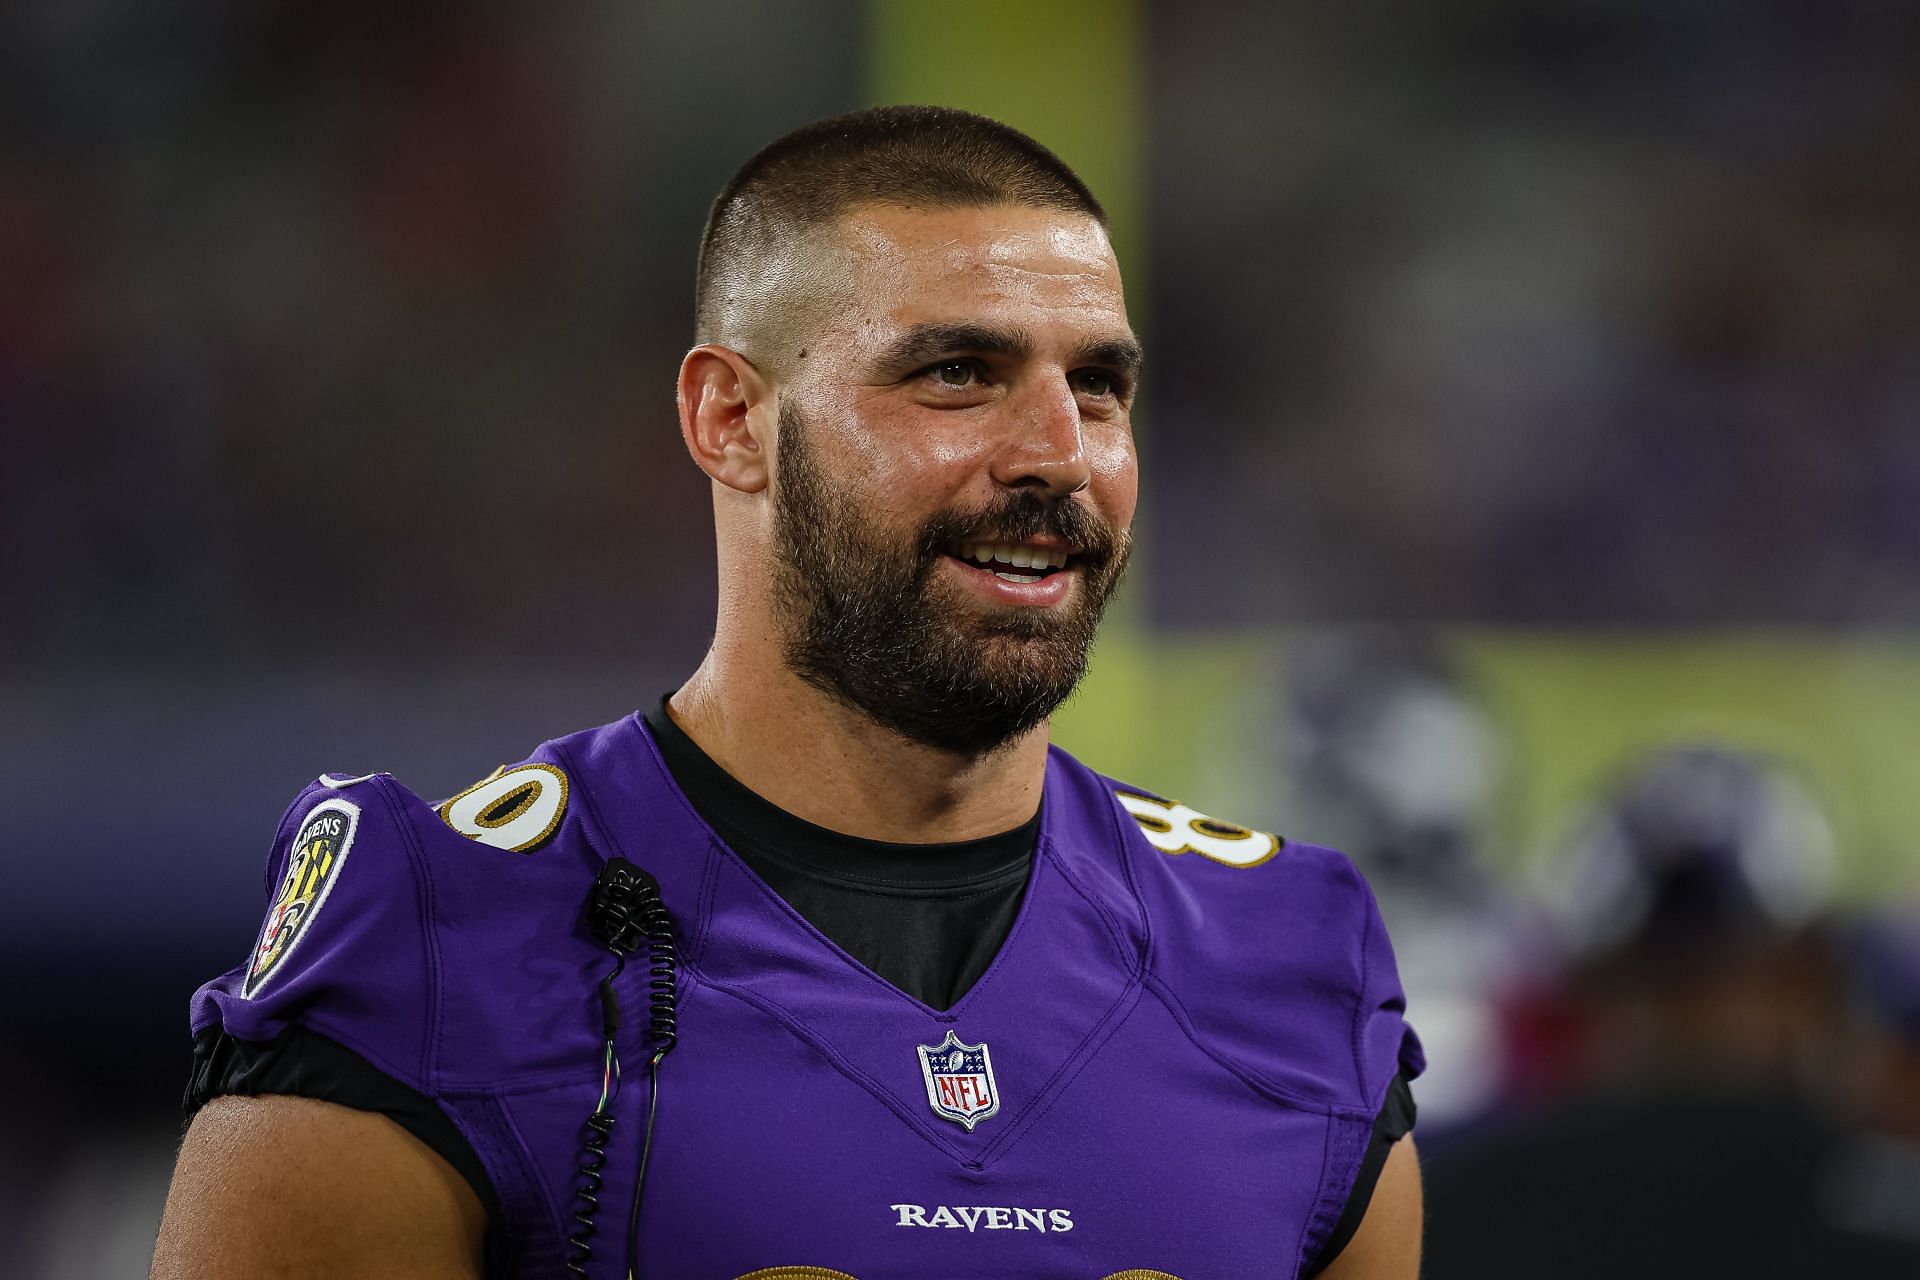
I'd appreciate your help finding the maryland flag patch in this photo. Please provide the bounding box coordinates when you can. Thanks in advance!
[244,799,360,997]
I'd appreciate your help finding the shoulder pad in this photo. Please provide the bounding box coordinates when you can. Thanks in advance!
[192,775,437,1087]
[194,748,618,1093]
[1105,780,1421,1117]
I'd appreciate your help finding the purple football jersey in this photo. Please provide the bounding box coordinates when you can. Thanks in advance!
[193,713,1422,1278]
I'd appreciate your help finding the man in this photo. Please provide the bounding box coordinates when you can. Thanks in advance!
[153,106,1423,1279]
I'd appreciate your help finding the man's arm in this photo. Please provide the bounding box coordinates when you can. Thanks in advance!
[151,1094,486,1279]
[1317,1137,1423,1280]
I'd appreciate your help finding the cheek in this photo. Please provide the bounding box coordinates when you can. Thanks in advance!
[908,431,999,473]
[788,435,962,543]
[1089,428,1140,527]
[838,415,997,509]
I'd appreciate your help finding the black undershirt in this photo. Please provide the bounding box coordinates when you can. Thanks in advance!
[187,697,1411,1272]
[643,698,1034,1011]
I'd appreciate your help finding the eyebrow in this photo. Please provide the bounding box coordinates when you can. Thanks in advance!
[870,322,1144,383]
[1075,337,1145,382]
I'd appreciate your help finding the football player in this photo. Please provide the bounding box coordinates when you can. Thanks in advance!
[153,106,1423,1279]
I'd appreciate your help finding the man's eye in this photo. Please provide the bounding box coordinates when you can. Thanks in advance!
[1072,369,1119,398]
[932,361,979,387]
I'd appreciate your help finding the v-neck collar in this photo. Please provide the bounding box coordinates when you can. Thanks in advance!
[641,696,1039,890]
[557,712,1148,1169]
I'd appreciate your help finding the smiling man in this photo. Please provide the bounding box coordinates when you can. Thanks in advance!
[154,107,1423,1280]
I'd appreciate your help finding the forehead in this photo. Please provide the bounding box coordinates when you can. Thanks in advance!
[826,203,1131,348]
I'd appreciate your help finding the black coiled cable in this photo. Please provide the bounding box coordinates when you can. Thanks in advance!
[565,943,627,1278]
[565,859,677,1280]
[639,888,679,1056]
[566,1109,618,1272]
[626,884,678,1272]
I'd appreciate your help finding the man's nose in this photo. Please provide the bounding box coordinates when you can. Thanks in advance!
[990,378,1091,497]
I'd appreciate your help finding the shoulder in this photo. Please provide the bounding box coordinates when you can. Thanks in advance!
[305,711,658,876]
[190,769,445,1085]
[1045,745,1376,944]
[193,714,658,1089]
[1047,747,1421,1117]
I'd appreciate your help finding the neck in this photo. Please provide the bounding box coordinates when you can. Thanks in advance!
[669,641,1050,845]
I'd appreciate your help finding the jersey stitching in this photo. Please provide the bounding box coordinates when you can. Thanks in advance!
[1293,1112,1334,1280]
[553,740,616,861]
[290,1013,439,1096]
[483,1088,565,1264]
[239,786,603,1095]
[443,1062,633,1093]
[699,975,969,1164]
[1350,876,1376,1105]
[705,833,984,1016]
[1100,780,1158,975]
[691,830,721,973]
[444,1100,508,1236]
[435,1087,561,1271]
[616,719,768,974]
[1141,973,1372,1121]
[934,839,1045,1017]
[631,709,742,842]
[577,725,722,976]
[372,775,444,1090]
[495,743,715,1091]
[700,838,1155,1170]
[632,712,1036,1015]
[556,735,693,964]
[1039,835,1138,979]
[971,978,1144,1173]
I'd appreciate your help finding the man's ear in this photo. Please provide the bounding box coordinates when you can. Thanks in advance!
[678,344,774,494]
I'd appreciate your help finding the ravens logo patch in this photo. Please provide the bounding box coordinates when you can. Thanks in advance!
[244,799,360,997]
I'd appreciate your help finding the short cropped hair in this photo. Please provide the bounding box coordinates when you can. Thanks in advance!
[694,105,1106,348]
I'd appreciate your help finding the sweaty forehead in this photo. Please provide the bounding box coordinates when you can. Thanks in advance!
[827,203,1129,343]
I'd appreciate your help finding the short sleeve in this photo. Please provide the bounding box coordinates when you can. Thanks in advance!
[1298,854,1424,1271]
[189,776,440,1092]
[1357,866,1427,1102]
[1302,1069,1418,1275]
[1131,826,1423,1115]
[1116,811,1424,1274]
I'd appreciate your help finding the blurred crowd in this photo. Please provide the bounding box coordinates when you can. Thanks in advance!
[1273,627,1920,1275]
[7,0,1919,667]
[1,0,862,671]
[1150,0,1920,626]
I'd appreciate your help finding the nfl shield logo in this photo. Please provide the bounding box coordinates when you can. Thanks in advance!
[916,1030,1000,1131]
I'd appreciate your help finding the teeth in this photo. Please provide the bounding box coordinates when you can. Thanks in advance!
[956,542,1070,570]
[995,571,1043,583]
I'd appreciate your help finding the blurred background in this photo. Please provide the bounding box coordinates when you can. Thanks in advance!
[4,0,1918,1273]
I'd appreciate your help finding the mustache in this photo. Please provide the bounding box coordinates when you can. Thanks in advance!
[916,492,1121,567]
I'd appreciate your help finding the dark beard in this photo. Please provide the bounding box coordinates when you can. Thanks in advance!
[770,400,1130,755]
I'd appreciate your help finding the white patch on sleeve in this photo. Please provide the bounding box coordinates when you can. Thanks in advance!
[1116,792,1281,868]
[437,763,569,853]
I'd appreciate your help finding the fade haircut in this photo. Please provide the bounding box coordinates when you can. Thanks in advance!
[694,105,1107,361]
